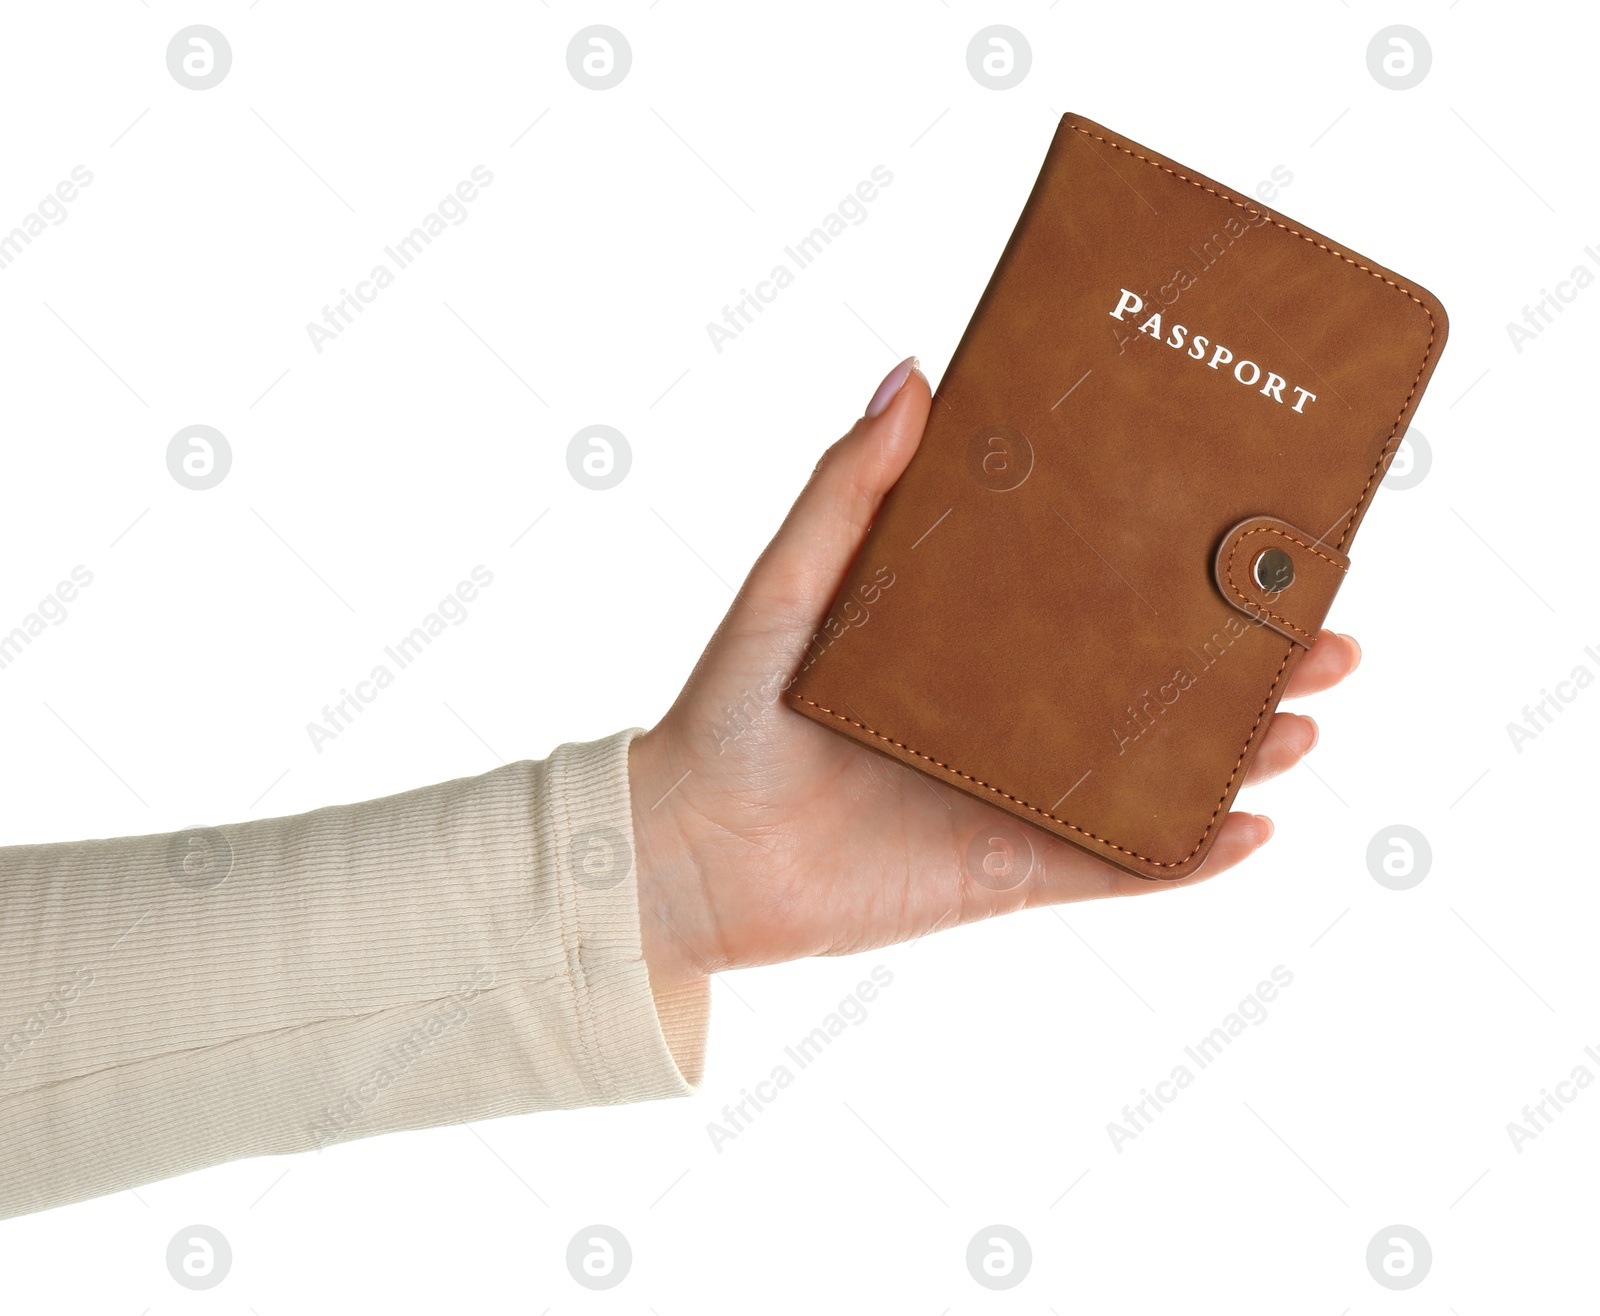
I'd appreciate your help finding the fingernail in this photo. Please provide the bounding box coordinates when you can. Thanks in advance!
[1256,814,1275,843]
[865,355,919,418]
[1304,716,1320,754]
[1339,632,1363,664]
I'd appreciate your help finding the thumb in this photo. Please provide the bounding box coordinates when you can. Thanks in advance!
[736,356,931,651]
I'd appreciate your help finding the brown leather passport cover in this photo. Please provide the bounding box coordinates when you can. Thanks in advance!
[784,112,1449,880]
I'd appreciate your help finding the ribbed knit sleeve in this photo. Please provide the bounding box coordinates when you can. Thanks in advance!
[0,727,709,1220]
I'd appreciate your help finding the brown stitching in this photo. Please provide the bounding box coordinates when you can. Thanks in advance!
[804,123,1436,874]
[1068,125,1434,312]
[1221,526,1348,641]
[1230,525,1347,572]
[1066,123,1439,554]
[795,644,1295,874]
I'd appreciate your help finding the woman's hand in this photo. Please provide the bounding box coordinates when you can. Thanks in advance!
[628,358,1361,993]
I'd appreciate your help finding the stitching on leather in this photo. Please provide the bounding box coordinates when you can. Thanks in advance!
[1067,123,1439,554]
[1221,526,1348,641]
[795,645,1294,874]
[801,123,1437,876]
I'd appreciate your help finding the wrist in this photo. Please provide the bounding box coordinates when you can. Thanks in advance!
[627,727,715,996]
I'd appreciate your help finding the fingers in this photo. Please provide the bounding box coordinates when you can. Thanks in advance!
[1022,809,1274,907]
[1106,810,1275,894]
[1016,702,1315,909]
[1244,711,1318,785]
[960,633,1354,915]
[1283,630,1361,698]
[731,358,932,654]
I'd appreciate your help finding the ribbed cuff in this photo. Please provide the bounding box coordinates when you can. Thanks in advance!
[0,728,709,1220]
[541,728,710,1101]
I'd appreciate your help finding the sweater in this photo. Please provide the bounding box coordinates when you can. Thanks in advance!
[0,728,709,1220]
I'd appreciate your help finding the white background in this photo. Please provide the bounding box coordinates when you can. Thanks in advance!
[0,1,1593,1311]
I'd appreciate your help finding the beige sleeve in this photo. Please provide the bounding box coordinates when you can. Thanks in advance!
[0,728,709,1220]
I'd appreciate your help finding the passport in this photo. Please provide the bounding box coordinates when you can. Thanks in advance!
[785,112,1449,880]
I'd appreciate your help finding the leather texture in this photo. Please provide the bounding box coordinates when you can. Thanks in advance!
[1212,515,1349,648]
[785,112,1449,879]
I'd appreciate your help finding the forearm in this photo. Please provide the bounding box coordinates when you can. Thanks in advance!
[0,729,707,1220]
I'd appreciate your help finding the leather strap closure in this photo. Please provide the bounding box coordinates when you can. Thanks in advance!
[1212,516,1350,648]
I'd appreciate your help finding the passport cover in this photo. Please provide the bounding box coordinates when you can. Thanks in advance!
[784,112,1449,880]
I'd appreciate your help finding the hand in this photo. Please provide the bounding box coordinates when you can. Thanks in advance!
[628,358,1362,993]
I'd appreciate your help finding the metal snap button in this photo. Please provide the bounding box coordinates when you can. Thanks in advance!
[1253,547,1294,593]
